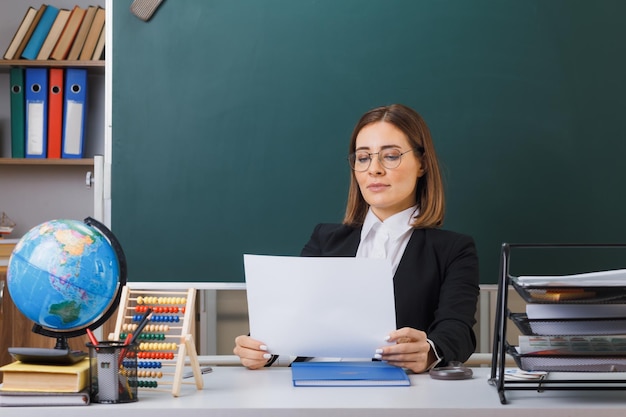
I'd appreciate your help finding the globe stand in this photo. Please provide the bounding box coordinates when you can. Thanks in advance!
[8,324,94,364]
[7,217,128,366]
[53,335,70,351]
[8,320,104,365]
[7,346,87,365]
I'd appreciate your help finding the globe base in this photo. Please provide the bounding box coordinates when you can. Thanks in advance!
[8,346,87,365]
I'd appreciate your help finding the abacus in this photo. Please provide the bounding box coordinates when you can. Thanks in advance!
[110,286,204,397]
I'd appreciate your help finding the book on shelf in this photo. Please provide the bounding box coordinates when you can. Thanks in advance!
[80,6,105,60]
[9,68,26,158]
[21,5,60,60]
[67,5,98,61]
[291,361,411,387]
[92,22,106,60]
[47,68,65,158]
[0,358,90,393]
[36,8,71,60]
[3,6,37,60]
[50,5,86,61]
[0,388,90,407]
[12,4,48,61]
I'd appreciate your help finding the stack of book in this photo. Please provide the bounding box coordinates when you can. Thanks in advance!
[0,358,91,407]
[518,334,626,356]
[509,269,626,372]
[3,4,106,61]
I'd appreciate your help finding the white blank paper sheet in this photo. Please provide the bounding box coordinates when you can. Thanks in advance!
[243,254,397,359]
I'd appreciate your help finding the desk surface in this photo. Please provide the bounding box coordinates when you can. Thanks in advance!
[2,367,626,416]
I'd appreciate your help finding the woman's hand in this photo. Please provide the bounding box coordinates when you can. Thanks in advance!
[233,335,272,370]
[374,327,437,373]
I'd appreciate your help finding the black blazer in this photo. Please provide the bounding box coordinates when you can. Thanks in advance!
[300,223,480,365]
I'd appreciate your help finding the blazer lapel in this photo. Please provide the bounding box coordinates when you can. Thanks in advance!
[395,229,423,278]
[344,228,361,256]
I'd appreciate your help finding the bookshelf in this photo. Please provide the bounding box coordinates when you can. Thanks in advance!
[0,1,107,369]
[0,1,105,237]
[0,158,94,166]
[0,60,104,73]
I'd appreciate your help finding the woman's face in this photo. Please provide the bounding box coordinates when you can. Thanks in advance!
[354,121,424,221]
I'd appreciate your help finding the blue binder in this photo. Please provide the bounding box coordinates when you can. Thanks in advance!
[24,68,48,158]
[291,361,411,387]
[62,68,88,158]
[21,5,60,60]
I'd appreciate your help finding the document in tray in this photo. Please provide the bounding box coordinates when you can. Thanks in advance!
[514,268,626,287]
[243,255,396,359]
[511,346,626,372]
[502,368,547,381]
[522,303,626,335]
[526,303,626,319]
[518,335,626,355]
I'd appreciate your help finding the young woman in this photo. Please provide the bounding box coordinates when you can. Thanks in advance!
[234,104,480,373]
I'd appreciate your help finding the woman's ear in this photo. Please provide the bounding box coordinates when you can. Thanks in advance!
[417,158,426,177]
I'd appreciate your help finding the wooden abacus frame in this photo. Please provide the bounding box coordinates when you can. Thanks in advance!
[110,286,203,397]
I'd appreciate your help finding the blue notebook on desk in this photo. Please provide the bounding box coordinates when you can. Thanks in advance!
[291,361,410,387]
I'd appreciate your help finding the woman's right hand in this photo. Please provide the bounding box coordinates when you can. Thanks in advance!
[233,335,272,370]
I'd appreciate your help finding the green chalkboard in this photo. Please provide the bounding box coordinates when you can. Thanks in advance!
[112,0,626,283]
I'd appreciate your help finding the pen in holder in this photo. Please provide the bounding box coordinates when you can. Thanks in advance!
[87,341,138,403]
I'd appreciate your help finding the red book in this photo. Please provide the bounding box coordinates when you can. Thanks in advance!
[47,68,64,159]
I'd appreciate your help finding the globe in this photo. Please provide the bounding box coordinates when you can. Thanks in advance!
[6,217,126,352]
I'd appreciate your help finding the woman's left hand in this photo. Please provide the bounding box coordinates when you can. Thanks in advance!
[375,327,437,373]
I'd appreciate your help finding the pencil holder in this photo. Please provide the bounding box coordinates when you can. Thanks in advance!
[87,341,139,403]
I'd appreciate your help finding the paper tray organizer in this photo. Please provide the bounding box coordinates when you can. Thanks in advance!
[489,243,626,404]
[506,345,626,373]
[509,312,626,336]
[510,280,626,304]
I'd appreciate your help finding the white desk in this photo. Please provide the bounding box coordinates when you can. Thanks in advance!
[2,367,626,416]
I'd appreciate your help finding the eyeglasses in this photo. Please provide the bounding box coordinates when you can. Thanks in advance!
[348,148,418,172]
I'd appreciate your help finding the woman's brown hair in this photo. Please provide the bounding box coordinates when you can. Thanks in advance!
[343,104,445,228]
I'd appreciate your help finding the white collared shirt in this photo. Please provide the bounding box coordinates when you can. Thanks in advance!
[355,206,417,275]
